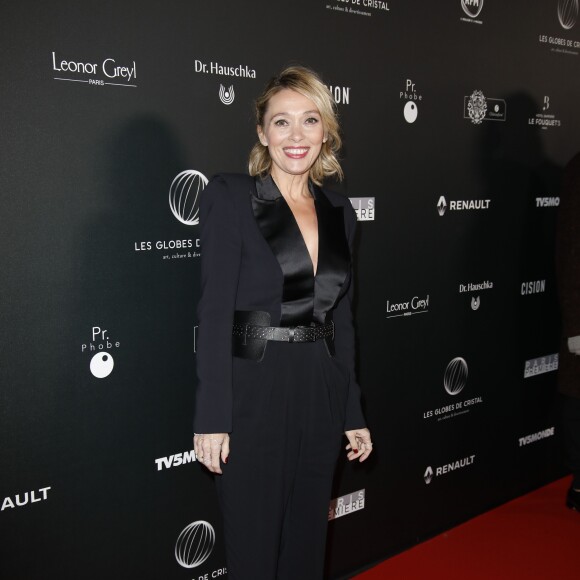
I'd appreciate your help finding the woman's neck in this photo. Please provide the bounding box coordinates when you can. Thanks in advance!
[270,168,311,202]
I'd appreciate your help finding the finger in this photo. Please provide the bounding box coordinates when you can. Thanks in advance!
[202,438,212,470]
[210,438,222,474]
[345,432,359,461]
[221,435,230,464]
[358,437,373,462]
[194,435,202,461]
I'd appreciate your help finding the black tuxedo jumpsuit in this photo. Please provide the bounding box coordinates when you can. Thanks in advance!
[193,173,366,579]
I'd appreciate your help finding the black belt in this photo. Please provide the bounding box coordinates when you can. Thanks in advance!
[232,321,334,344]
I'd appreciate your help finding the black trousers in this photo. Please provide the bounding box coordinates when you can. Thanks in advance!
[215,339,348,579]
[559,393,580,488]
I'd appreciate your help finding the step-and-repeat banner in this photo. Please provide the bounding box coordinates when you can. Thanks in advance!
[1,1,578,578]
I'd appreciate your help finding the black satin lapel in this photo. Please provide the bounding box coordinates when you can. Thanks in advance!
[311,185,351,324]
[252,176,314,326]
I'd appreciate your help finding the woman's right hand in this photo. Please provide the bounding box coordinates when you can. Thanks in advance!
[193,433,230,474]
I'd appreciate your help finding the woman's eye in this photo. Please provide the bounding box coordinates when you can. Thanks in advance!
[305,117,319,124]
[274,119,288,127]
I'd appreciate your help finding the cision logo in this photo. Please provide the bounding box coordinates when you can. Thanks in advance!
[464,90,507,124]
[423,357,483,422]
[521,279,546,295]
[524,354,559,378]
[400,78,422,123]
[2,486,51,511]
[424,454,476,485]
[538,1,580,56]
[460,0,484,24]
[328,489,365,521]
[528,96,563,130]
[81,326,120,379]
[175,521,216,569]
[349,197,375,221]
[326,84,351,105]
[386,294,429,319]
[51,51,136,87]
[324,0,391,18]
[437,195,491,215]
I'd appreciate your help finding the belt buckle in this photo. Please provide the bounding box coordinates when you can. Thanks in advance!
[288,327,296,343]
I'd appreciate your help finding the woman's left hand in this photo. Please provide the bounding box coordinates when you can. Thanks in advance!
[344,428,373,462]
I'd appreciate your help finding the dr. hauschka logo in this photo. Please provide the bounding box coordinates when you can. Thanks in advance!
[2,486,51,511]
[521,279,546,295]
[194,59,256,78]
[437,195,490,215]
[350,197,375,221]
[423,455,475,484]
[81,326,120,379]
[400,79,422,123]
[219,84,235,105]
[461,0,484,24]
[471,296,480,310]
[444,357,468,396]
[155,449,196,471]
[169,170,207,226]
[459,280,493,311]
[529,95,563,130]
[464,90,507,124]
[175,521,215,569]
[386,294,429,319]
[524,354,559,378]
[558,0,579,29]
[519,427,555,446]
[51,51,137,87]
[326,84,351,105]
[328,489,365,521]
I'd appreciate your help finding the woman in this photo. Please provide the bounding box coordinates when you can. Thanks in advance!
[193,66,373,579]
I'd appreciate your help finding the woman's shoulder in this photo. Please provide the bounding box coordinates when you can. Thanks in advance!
[319,185,357,220]
[208,172,254,189]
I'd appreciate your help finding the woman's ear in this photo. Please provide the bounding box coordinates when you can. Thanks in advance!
[257,125,268,147]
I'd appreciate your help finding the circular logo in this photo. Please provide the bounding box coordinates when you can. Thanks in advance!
[175,520,215,569]
[169,170,208,226]
[444,357,468,396]
[461,0,484,19]
[90,352,114,378]
[404,101,418,123]
[558,0,579,29]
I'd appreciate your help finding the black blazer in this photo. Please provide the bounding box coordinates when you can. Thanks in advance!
[193,173,366,434]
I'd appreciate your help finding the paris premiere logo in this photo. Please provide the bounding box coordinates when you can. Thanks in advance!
[169,170,208,226]
[175,520,215,568]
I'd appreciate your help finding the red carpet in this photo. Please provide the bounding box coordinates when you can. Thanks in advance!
[355,477,579,580]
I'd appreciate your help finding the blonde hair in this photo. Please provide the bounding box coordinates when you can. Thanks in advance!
[248,66,343,184]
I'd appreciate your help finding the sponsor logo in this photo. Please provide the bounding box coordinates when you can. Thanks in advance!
[2,487,51,511]
[536,196,560,207]
[529,96,562,130]
[175,521,215,569]
[459,280,493,311]
[444,357,468,396]
[424,455,476,484]
[155,450,196,471]
[81,326,120,378]
[519,427,555,446]
[558,0,579,29]
[400,79,422,123]
[219,84,235,105]
[471,296,480,310]
[52,51,136,87]
[328,489,365,520]
[194,59,256,78]
[524,354,559,378]
[521,279,546,295]
[350,197,375,221]
[169,170,206,226]
[386,294,429,319]
[324,0,390,18]
[461,0,484,21]
[326,85,351,105]
[423,358,483,421]
[464,90,507,124]
[437,195,491,215]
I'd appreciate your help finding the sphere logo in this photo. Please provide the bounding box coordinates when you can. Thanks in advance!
[219,84,235,105]
[90,352,114,378]
[444,357,468,396]
[461,0,484,18]
[403,101,418,123]
[169,170,208,226]
[175,520,215,569]
[558,0,579,29]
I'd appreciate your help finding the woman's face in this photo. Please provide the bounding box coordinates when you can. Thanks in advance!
[258,89,325,179]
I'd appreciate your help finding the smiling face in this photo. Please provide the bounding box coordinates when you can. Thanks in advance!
[257,89,326,181]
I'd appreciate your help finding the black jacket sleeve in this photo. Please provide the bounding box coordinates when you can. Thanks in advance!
[332,202,367,431]
[193,175,241,434]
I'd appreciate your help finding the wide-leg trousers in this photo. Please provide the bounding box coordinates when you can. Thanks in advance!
[215,338,349,580]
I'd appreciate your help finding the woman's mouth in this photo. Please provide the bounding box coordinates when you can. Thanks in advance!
[283,147,310,159]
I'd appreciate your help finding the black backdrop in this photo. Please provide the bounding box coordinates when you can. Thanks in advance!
[1,1,578,578]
